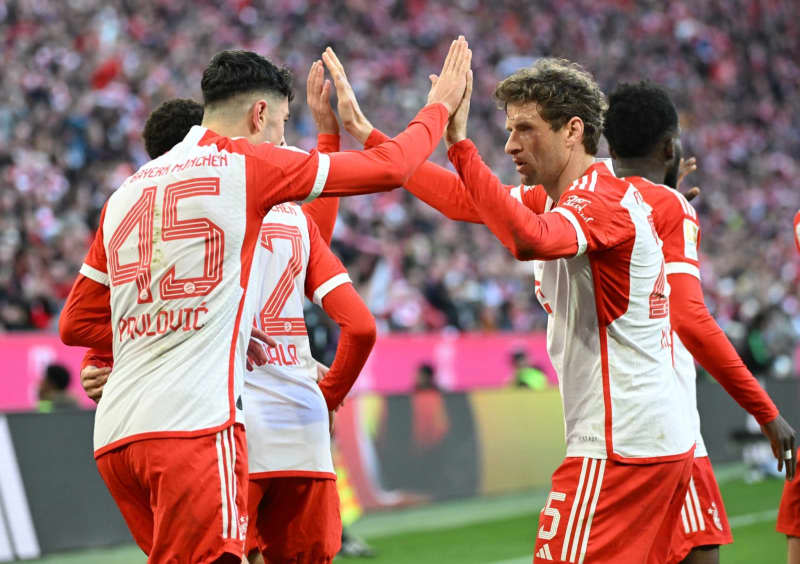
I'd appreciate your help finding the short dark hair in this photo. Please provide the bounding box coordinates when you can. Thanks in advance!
[201,50,294,107]
[45,364,70,391]
[142,99,204,159]
[604,81,679,159]
[494,58,607,155]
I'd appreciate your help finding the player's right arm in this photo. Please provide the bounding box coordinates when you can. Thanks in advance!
[59,204,113,350]
[233,37,471,216]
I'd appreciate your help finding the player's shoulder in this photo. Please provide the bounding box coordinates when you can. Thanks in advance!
[630,176,698,220]
[561,161,622,208]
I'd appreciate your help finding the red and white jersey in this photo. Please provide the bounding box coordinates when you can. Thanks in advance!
[245,203,349,478]
[532,162,693,462]
[629,177,706,457]
[82,126,330,455]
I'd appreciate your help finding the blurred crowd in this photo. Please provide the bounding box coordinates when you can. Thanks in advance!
[1,0,799,372]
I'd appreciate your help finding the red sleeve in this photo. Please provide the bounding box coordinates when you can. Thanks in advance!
[81,348,114,370]
[365,129,484,223]
[365,129,550,224]
[300,132,341,246]
[304,214,349,304]
[321,104,449,197]
[656,190,702,279]
[59,275,113,349]
[794,210,800,252]
[60,205,113,349]
[317,283,377,411]
[669,272,779,424]
[316,133,340,153]
[447,139,582,260]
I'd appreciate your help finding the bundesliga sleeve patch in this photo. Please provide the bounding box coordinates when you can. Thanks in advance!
[683,219,699,261]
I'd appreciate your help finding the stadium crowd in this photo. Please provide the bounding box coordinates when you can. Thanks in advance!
[1,0,799,369]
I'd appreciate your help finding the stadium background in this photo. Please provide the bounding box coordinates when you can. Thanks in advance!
[1,0,799,562]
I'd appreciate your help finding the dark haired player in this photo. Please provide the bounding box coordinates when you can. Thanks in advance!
[604,80,795,564]
[80,82,369,563]
[59,42,471,563]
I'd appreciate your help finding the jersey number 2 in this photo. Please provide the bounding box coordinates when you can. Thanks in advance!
[108,178,224,302]
[258,224,307,336]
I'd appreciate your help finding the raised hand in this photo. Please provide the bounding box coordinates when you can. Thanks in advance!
[306,60,339,136]
[321,47,373,144]
[427,36,472,116]
[443,69,473,148]
[677,156,700,202]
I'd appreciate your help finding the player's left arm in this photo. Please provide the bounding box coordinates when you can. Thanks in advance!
[304,215,376,411]
[670,273,795,479]
[664,196,795,478]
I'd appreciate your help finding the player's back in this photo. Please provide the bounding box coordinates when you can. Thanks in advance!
[92,126,261,455]
[627,175,707,456]
[244,203,348,477]
[533,162,693,462]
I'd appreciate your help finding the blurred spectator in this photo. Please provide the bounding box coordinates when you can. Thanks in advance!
[37,363,78,412]
[0,0,798,351]
[510,349,547,390]
[414,362,439,392]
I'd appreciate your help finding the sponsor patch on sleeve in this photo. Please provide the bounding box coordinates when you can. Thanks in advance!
[683,219,699,261]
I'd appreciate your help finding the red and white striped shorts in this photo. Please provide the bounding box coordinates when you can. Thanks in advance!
[667,456,732,563]
[533,454,692,563]
[96,424,248,563]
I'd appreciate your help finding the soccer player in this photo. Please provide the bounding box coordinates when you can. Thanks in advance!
[59,42,471,563]
[81,86,368,563]
[603,81,796,564]
[325,51,693,563]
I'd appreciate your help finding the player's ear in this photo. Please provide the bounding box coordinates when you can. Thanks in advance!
[249,99,269,134]
[662,137,676,164]
[564,116,584,149]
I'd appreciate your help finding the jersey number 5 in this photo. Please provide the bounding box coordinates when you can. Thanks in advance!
[108,178,224,302]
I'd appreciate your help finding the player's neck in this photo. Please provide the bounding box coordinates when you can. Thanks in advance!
[612,158,666,185]
[546,152,596,202]
[201,116,253,143]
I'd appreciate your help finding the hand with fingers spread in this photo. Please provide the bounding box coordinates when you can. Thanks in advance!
[443,69,473,148]
[762,414,797,480]
[321,47,373,144]
[426,36,472,116]
[81,365,111,403]
[306,60,339,136]
[677,156,700,202]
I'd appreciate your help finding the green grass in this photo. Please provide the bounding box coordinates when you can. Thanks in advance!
[28,476,789,563]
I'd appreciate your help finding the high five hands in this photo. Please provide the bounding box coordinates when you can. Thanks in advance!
[314,36,471,144]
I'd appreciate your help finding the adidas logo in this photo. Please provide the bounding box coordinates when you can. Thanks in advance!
[536,543,554,560]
